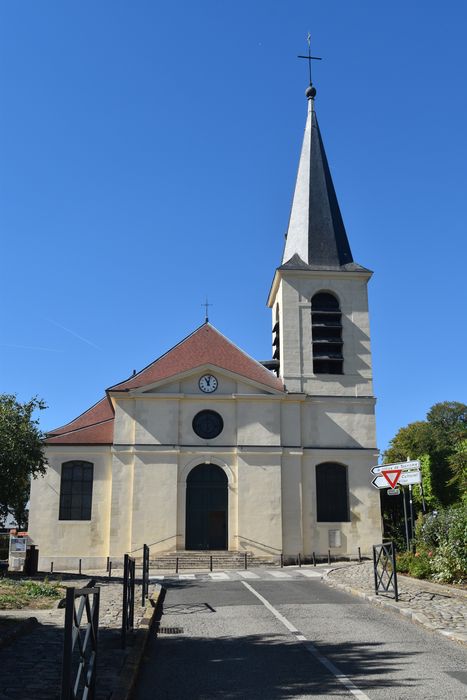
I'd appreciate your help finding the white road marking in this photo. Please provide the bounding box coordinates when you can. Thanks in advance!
[236,571,259,579]
[178,574,196,580]
[268,571,291,578]
[297,570,322,578]
[242,581,371,700]
[209,572,229,580]
[149,575,165,580]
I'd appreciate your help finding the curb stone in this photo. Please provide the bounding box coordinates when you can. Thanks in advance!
[111,584,165,700]
[323,567,467,648]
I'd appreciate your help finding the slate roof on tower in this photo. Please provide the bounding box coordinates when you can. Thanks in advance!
[281,88,370,272]
[45,323,284,445]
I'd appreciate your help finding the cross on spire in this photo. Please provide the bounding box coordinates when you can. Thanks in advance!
[297,32,322,86]
[202,297,212,323]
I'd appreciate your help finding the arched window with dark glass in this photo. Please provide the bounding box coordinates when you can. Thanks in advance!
[311,291,343,374]
[316,462,349,522]
[59,461,94,520]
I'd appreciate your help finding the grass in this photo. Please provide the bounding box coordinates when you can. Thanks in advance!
[0,578,64,610]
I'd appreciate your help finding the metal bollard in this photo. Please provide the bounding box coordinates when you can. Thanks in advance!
[106,556,110,572]
[210,555,213,572]
[298,553,301,568]
[358,546,362,563]
[244,552,248,570]
[50,561,54,574]
[312,551,316,566]
[280,553,283,568]
[175,557,179,574]
[108,561,112,579]
[328,550,331,565]
[79,558,82,575]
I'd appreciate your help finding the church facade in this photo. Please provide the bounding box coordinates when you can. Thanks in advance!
[29,82,381,569]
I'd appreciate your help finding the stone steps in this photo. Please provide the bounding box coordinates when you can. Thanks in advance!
[147,551,281,569]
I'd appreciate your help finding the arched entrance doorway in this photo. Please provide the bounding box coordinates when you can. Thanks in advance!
[185,464,228,550]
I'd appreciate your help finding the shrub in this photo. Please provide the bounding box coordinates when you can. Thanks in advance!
[395,550,411,573]
[396,550,432,579]
[415,504,467,583]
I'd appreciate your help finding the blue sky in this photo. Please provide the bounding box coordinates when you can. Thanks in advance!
[1,1,466,452]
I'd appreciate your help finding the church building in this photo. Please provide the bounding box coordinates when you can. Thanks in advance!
[29,79,381,569]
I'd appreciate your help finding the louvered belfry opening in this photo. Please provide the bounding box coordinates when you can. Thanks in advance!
[272,305,280,376]
[312,292,343,374]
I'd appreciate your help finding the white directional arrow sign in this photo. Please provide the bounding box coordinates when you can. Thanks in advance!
[371,460,420,475]
[398,470,421,485]
[372,475,394,489]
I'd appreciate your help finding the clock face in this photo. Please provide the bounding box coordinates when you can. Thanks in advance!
[199,374,218,393]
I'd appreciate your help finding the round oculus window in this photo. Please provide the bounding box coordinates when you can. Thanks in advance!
[192,410,224,439]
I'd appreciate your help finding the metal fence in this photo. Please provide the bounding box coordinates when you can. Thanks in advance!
[142,544,150,607]
[373,541,399,601]
[121,554,135,649]
[61,584,100,700]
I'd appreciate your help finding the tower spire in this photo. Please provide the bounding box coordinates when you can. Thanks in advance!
[282,49,361,271]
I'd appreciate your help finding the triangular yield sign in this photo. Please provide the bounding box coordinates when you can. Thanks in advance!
[381,469,402,488]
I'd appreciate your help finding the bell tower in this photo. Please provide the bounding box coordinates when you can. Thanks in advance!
[268,83,375,403]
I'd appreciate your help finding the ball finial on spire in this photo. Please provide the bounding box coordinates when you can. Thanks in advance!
[305,84,317,99]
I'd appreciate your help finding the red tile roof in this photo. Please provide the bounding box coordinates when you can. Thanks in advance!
[108,324,284,393]
[45,420,114,445]
[48,397,113,436]
[45,323,283,445]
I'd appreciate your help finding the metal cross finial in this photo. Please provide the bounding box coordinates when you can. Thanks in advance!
[202,297,212,323]
[297,33,322,85]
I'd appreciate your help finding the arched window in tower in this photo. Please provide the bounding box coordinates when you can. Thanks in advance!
[316,462,350,522]
[311,292,343,374]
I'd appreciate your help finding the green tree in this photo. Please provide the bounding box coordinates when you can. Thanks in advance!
[0,395,47,527]
[384,401,467,506]
[448,439,467,499]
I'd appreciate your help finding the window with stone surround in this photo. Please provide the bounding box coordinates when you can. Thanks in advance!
[311,291,343,374]
[59,461,94,520]
[316,462,349,521]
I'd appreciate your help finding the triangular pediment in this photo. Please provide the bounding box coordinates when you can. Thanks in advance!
[135,364,280,396]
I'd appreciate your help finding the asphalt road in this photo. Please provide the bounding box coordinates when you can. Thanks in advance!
[134,571,467,699]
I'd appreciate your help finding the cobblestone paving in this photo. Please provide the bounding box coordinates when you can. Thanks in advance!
[326,561,467,640]
[0,577,148,700]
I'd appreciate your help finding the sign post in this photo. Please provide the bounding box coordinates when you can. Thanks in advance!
[402,487,410,551]
[370,459,422,552]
